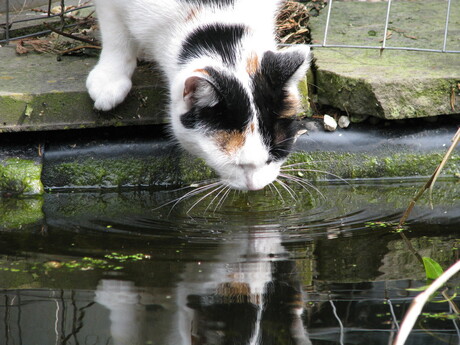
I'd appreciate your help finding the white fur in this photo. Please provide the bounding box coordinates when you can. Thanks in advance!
[87,0,310,190]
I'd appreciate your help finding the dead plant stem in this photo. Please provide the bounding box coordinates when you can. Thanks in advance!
[398,127,460,228]
[43,22,98,45]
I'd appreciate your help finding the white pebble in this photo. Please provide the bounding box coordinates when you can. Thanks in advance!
[338,115,350,128]
[323,114,337,132]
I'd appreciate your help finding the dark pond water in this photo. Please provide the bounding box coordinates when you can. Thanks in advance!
[0,179,459,345]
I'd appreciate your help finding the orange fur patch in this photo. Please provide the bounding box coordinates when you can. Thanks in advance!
[279,93,300,118]
[214,130,246,154]
[217,282,251,297]
[193,68,209,75]
[246,52,259,76]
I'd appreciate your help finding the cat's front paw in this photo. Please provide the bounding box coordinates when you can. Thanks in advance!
[86,67,132,111]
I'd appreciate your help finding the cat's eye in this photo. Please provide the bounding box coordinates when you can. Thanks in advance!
[266,159,273,165]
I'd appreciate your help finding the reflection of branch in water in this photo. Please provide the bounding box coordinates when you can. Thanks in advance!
[16,290,23,345]
[59,290,95,345]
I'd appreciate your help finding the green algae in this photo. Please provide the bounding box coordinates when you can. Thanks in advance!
[0,196,44,230]
[48,154,217,188]
[288,151,460,180]
[0,158,43,194]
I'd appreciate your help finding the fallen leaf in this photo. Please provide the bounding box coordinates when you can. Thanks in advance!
[404,34,417,40]
[15,41,29,54]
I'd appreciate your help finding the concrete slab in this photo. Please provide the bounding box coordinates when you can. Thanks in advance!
[0,46,168,132]
[309,0,460,119]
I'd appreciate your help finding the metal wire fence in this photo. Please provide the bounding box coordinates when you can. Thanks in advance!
[0,0,92,44]
[311,0,459,53]
[1,0,459,54]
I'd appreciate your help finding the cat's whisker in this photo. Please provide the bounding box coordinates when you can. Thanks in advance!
[214,185,232,212]
[186,184,226,215]
[274,134,298,146]
[279,173,325,200]
[269,181,285,203]
[169,182,221,208]
[204,184,230,213]
[282,161,329,168]
[275,178,298,202]
[281,167,350,185]
[279,173,313,197]
[153,180,221,213]
[166,178,221,193]
[267,183,275,197]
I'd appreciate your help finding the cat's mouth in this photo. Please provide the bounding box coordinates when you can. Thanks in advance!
[220,164,280,191]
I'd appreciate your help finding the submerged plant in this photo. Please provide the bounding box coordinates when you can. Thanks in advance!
[0,252,150,276]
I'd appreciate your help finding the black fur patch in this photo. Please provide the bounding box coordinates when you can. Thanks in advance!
[252,51,305,161]
[179,24,246,66]
[260,50,306,88]
[180,68,252,132]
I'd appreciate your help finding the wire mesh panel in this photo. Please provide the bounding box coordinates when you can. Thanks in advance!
[0,0,93,44]
[300,0,460,53]
[1,0,459,53]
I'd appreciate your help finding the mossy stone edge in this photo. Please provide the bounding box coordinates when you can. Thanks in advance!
[41,150,460,190]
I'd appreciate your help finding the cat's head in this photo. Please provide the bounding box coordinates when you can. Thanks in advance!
[170,46,311,191]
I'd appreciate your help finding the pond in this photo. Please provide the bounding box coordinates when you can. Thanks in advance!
[0,177,459,345]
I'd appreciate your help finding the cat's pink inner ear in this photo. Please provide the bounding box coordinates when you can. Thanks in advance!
[183,76,201,98]
[183,75,219,110]
[183,76,203,109]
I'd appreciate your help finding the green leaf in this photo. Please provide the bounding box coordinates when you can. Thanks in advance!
[422,257,444,280]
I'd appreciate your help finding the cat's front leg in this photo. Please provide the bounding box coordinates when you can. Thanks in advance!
[86,1,137,111]
[87,61,135,111]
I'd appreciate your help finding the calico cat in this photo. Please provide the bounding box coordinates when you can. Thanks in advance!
[86,0,311,191]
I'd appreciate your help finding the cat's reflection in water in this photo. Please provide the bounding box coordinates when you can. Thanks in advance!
[95,230,311,345]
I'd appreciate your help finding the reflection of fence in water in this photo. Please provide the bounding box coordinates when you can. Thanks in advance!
[1,0,459,53]
[1,282,459,344]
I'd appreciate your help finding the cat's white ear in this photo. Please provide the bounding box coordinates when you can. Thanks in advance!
[284,45,311,86]
[183,76,219,110]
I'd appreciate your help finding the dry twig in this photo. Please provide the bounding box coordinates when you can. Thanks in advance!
[43,22,98,45]
[398,127,460,227]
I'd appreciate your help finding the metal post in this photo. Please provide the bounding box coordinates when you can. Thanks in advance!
[5,0,10,44]
[442,0,452,52]
[323,0,334,47]
[60,0,65,29]
[381,0,393,50]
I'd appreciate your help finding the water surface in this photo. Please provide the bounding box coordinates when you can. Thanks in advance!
[0,179,459,344]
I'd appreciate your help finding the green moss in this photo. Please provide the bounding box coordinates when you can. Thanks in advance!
[297,73,313,117]
[48,154,217,188]
[0,96,29,126]
[0,196,44,230]
[316,70,384,117]
[288,151,460,180]
[0,158,43,194]
[43,147,459,189]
